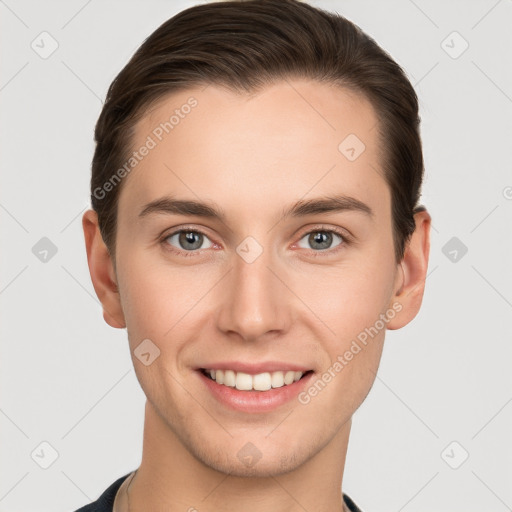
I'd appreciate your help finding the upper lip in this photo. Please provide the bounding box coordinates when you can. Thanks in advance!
[196,361,313,374]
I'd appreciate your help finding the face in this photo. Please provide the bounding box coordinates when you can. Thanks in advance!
[112,79,403,476]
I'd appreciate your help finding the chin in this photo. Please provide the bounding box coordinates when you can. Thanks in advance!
[187,432,315,478]
[203,451,306,478]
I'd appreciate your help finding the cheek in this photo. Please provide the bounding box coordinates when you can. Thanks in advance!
[295,263,393,415]
[293,257,395,341]
[117,250,220,351]
[116,252,182,340]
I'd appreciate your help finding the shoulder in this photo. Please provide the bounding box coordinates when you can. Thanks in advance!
[72,473,132,512]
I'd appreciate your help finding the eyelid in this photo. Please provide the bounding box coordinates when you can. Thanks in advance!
[295,223,352,243]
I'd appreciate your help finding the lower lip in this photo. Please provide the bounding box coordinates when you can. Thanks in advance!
[197,370,314,413]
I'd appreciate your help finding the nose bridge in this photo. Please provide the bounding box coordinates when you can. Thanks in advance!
[217,235,290,341]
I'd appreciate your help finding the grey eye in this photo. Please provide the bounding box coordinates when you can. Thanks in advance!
[297,231,343,251]
[166,230,213,251]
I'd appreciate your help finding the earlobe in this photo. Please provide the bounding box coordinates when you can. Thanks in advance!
[82,209,126,329]
[387,209,431,330]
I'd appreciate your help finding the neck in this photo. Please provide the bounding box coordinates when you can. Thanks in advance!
[128,401,352,512]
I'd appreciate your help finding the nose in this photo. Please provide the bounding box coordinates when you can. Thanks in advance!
[216,243,292,342]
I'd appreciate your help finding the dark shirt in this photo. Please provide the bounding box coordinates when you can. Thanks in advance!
[73,472,363,511]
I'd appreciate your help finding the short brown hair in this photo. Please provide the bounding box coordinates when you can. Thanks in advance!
[91,0,425,263]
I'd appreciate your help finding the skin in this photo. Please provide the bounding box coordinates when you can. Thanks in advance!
[83,79,431,512]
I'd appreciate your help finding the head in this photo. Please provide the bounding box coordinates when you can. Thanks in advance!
[83,0,430,478]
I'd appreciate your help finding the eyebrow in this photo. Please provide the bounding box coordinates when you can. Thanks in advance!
[138,194,374,222]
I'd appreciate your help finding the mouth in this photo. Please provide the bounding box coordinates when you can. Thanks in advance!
[199,368,314,392]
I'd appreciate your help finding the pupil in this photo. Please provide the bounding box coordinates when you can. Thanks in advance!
[180,231,202,250]
[311,231,331,250]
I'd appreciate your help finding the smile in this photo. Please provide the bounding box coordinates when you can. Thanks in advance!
[200,368,312,391]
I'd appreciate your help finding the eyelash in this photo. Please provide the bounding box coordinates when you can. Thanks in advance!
[159,225,351,259]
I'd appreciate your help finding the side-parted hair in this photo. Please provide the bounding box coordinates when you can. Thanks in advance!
[91,0,425,263]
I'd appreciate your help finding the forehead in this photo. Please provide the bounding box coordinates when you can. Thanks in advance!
[119,79,387,224]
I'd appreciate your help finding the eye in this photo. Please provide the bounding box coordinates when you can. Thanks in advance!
[160,225,350,259]
[296,228,345,254]
[162,229,213,256]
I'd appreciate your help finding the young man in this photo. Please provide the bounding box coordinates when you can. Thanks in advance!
[77,1,430,510]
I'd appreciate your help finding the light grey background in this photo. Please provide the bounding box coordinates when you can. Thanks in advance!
[1,0,511,511]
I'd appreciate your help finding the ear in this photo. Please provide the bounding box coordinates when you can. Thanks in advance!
[82,209,126,329]
[387,209,431,330]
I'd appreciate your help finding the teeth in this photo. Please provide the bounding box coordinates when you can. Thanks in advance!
[204,369,306,391]
[271,371,284,388]
[284,371,295,385]
[236,372,253,391]
[224,370,236,387]
[253,372,272,391]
